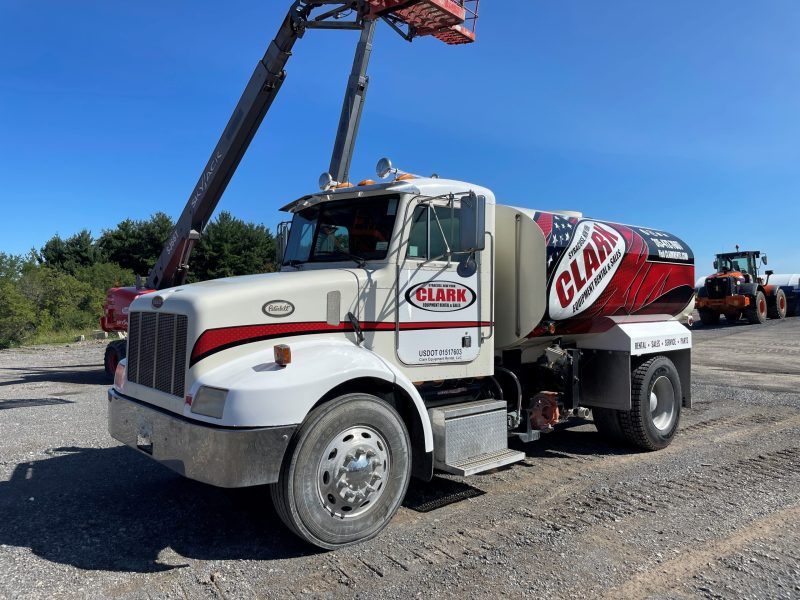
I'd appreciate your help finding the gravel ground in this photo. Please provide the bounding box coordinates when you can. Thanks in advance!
[1,317,799,599]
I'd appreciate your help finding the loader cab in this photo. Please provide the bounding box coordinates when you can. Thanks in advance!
[713,251,766,284]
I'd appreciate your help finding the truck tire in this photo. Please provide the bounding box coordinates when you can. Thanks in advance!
[271,393,411,549]
[745,291,768,324]
[767,289,787,320]
[725,311,741,323]
[698,308,719,326]
[619,356,681,451]
[104,340,126,381]
[592,407,625,443]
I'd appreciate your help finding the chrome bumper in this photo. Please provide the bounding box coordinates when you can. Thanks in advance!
[108,388,296,488]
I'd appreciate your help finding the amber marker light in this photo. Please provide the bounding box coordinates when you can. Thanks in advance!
[274,344,292,367]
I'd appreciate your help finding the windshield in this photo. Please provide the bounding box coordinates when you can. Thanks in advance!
[283,196,399,265]
[718,255,752,274]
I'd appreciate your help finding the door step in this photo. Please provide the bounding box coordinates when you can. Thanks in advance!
[429,399,525,476]
[437,448,526,476]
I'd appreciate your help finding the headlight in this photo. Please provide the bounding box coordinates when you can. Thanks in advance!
[113,361,127,391]
[191,386,228,419]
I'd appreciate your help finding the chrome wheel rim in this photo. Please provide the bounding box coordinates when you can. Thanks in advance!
[317,426,389,519]
[649,375,676,432]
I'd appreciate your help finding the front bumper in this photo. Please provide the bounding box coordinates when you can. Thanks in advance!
[108,388,296,488]
[696,296,750,310]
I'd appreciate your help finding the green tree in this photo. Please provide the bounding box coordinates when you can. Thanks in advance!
[0,281,37,348]
[40,230,103,275]
[191,211,276,281]
[97,212,174,276]
[17,266,102,332]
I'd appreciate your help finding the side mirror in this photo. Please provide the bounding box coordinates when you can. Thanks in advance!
[458,192,486,253]
[713,259,718,270]
[762,255,768,265]
[276,221,291,265]
[766,269,774,276]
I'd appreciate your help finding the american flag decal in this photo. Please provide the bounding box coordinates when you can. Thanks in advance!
[535,212,578,283]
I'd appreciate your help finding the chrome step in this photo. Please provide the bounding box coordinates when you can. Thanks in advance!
[437,448,526,476]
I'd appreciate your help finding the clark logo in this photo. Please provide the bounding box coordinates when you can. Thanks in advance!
[548,221,626,320]
[406,281,476,312]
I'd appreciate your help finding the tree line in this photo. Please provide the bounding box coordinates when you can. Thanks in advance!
[0,212,276,348]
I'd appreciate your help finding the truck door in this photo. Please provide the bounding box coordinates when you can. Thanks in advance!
[396,201,482,365]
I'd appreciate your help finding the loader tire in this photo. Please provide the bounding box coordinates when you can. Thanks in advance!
[745,291,768,324]
[104,340,126,381]
[698,308,719,326]
[619,356,682,451]
[767,289,787,320]
[271,393,411,550]
[592,407,625,443]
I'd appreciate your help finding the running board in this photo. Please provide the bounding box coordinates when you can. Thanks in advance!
[429,400,525,476]
[437,448,526,476]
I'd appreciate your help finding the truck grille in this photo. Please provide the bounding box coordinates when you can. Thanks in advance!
[127,312,188,397]
[705,277,734,299]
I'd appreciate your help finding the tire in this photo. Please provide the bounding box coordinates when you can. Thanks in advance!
[745,291,768,324]
[698,308,720,326]
[724,311,742,323]
[593,407,625,443]
[104,340,126,381]
[767,289,787,320]
[619,356,682,451]
[271,393,411,549]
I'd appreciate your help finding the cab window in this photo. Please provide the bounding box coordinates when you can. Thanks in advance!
[406,205,461,260]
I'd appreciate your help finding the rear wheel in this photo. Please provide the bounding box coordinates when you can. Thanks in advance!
[104,340,126,381]
[745,291,768,324]
[619,356,682,450]
[767,289,787,320]
[271,393,411,549]
[698,308,720,326]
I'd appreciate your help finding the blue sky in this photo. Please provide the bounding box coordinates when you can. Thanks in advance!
[2,1,799,275]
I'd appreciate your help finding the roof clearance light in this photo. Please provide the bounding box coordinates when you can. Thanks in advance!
[274,344,292,367]
[358,179,376,186]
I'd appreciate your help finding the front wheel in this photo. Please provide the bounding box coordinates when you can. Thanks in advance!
[619,356,682,450]
[271,393,411,549]
[745,291,768,324]
[698,308,720,326]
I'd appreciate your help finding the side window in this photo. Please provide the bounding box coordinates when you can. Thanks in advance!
[407,206,428,259]
[430,206,460,259]
[406,204,462,260]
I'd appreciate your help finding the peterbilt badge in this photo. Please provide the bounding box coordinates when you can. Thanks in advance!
[262,300,295,318]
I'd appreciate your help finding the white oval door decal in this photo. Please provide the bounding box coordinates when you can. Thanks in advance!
[406,280,476,312]
[548,220,627,320]
[262,300,295,318]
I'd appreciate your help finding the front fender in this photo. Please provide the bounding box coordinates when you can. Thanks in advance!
[188,339,433,452]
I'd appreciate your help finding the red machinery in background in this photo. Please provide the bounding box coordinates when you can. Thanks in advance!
[101,0,481,377]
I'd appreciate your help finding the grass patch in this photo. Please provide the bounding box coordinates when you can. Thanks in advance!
[26,328,103,346]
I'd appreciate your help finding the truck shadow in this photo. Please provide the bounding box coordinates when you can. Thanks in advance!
[0,446,314,573]
[0,365,108,387]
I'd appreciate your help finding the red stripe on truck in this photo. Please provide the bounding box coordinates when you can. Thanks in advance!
[190,320,491,366]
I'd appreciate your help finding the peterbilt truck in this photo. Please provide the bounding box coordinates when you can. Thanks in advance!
[109,162,696,548]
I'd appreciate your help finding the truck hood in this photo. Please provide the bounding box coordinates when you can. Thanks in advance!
[131,269,364,340]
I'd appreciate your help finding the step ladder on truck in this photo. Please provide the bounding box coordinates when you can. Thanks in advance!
[105,0,698,550]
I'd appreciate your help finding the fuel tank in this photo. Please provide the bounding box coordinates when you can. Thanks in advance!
[494,206,695,348]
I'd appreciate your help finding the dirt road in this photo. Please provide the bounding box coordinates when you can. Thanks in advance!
[1,319,799,599]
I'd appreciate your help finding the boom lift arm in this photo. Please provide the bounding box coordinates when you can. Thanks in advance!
[149,1,368,289]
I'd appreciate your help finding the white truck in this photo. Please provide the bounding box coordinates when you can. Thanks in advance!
[109,159,696,548]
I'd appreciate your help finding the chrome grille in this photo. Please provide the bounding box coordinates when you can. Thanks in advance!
[127,311,188,397]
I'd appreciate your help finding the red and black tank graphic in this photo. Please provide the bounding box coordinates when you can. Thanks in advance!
[532,212,694,336]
